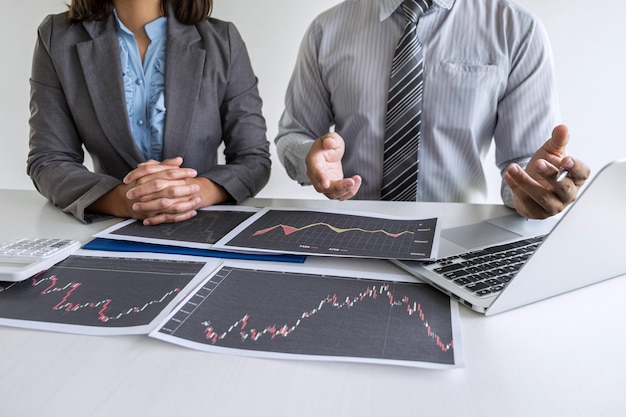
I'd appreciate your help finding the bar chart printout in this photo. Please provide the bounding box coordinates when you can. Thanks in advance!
[216,208,440,260]
[152,264,462,368]
[0,253,217,335]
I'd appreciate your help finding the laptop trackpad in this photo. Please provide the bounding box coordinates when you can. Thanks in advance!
[441,222,522,250]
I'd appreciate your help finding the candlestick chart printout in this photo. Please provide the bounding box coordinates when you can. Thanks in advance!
[0,253,217,335]
[152,264,461,368]
[215,209,439,260]
[96,207,258,247]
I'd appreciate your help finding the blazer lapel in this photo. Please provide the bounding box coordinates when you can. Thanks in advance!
[76,17,144,165]
[162,18,206,159]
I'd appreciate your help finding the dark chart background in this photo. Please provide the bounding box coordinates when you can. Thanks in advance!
[225,210,438,259]
[112,210,255,244]
[0,255,206,327]
[159,266,455,365]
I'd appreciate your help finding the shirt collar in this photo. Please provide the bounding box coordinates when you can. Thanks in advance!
[113,9,167,41]
[380,0,455,21]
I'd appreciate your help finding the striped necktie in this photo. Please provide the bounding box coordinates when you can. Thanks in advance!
[381,0,432,201]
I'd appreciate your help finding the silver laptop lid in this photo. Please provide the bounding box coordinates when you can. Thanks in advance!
[486,159,626,315]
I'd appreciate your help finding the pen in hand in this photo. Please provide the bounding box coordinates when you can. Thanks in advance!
[556,168,569,182]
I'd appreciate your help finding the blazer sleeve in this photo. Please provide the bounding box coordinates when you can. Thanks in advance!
[27,15,122,223]
[200,21,271,203]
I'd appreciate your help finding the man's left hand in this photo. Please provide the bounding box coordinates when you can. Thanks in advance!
[504,124,591,219]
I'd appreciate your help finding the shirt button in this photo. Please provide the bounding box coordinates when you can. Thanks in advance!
[137,119,145,126]
[136,79,144,86]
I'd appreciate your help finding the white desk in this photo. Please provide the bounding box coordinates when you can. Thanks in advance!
[1,190,624,417]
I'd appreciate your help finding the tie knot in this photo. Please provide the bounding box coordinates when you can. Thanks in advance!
[401,0,432,23]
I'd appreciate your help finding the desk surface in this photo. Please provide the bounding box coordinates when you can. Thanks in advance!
[1,190,624,417]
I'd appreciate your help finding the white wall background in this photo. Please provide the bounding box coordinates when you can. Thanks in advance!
[1,0,625,203]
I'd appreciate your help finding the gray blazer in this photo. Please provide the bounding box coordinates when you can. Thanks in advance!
[27,12,270,222]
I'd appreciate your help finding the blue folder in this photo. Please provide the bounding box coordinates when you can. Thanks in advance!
[83,238,306,263]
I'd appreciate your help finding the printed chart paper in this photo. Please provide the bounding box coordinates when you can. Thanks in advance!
[214,207,440,260]
[0,250,220,335]
[94,205,260,249]
[151,262,462,369]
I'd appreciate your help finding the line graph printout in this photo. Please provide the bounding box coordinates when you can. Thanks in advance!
[214,208,440,260]
[0,251,220,335]
[151,262,462,369]
[94,206,259,249]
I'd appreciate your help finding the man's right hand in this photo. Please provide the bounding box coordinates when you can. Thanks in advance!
[305,132,361,200]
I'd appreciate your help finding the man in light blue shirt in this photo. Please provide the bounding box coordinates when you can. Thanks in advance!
[275,0,590,219]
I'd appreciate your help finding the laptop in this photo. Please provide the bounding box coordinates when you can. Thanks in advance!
[392,159,626,316]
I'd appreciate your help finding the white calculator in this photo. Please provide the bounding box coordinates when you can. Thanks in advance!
[0,238,81,282]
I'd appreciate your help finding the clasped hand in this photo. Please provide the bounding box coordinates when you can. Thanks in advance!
[123,157,202,225]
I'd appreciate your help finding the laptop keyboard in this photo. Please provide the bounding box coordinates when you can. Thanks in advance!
[423,236,545,297]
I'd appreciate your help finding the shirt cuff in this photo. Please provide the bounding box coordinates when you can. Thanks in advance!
[501,183,515,209]
[500,157,531,209]
[276,136,315,185]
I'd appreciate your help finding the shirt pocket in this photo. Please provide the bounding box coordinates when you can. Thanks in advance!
[425,60,503,130]
[437,60,500,85]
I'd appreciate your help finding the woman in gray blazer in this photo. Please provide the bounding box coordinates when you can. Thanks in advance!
[27,0,271,225]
